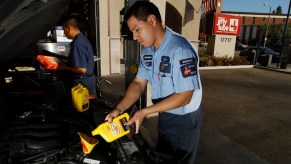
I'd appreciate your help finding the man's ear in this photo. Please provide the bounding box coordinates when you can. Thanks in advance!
[67,26,71,32]
[148,15,157,26]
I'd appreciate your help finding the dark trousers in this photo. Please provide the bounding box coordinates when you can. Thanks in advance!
[74,75,96,97]
[156,106,202,164]
[57,71,96,98]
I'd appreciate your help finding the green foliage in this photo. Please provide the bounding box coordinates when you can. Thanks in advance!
[276,6,282,14]
[198,48,207,57]
[199,55,214,66]
[258,22,291,45]
[268,24,284,44]
[199,55,251,67]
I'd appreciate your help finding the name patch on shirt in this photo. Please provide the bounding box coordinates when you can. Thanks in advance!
[161,56,170,62]
[160,62,171,73]
[144,55,153,60]
[180,58,197,78]
[144,55,152,67]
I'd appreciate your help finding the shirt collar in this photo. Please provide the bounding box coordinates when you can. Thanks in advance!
[151,27,172,53]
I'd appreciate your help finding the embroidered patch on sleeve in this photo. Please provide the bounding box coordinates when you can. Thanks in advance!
[180,64,197,77]
[179,58,195,65]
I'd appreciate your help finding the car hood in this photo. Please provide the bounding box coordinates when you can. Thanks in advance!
[0,0,70,65]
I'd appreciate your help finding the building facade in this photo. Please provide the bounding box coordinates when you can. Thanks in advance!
[222,11,291,46]
[98,0,202,75]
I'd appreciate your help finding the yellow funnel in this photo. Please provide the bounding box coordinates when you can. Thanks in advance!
[78,132,99,154]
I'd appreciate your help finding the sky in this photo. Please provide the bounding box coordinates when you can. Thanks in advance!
[222,0,290,14]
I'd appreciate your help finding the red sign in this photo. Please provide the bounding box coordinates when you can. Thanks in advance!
[213,14,241,35]
[199,33,207,40]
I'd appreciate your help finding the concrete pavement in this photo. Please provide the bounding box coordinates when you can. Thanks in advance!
[254,63,291,74]
[101,65,291,164]
[196,68,291,164]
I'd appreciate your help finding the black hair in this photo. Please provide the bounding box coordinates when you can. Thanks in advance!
[124,1,162,23]
[62,17,80,30]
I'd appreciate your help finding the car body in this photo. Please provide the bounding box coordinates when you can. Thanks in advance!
[199,40,208,47]
[259,47,280,56]
[239,46,280,64]
[0,0,136,163]
[240,47,280,57]
[235,42,248,50]
[0,0,71,65]
[0,1,153,163]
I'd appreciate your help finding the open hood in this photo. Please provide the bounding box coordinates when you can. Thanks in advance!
[0,0,70,64]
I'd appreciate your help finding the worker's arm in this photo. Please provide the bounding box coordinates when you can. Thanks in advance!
[105,77,148,122]
[127,90,193,134]
[57,62,86,74]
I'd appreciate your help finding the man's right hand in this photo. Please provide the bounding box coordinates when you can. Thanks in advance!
[56,62,66,70]
[105,108,123,123]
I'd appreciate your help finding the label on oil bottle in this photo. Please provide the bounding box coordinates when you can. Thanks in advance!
[71,84,82,108]
[92,113,130,142]
[75,87,89,112]
[109,117,129,136]
[120,117,130,131]
[82,96,89,110]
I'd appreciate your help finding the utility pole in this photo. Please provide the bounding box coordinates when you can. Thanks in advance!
[277,0,291,67]
[263,3,271,47]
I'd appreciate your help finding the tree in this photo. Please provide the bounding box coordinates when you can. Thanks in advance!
[258,22,291,45]
[276,6,282,14]
[268,24,284,44]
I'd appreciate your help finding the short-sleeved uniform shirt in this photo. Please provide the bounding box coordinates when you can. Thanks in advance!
[68,33,96,96]
[68,33,94,75]
[136,27,202,115]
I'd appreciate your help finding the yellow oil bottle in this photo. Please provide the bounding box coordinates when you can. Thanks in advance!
[71,84,82,108]
[91,113,130,142]
[75,86,89,112]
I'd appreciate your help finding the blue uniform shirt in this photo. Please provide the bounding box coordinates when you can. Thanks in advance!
[68,33,96,96]
[136,27,202,115]
[68,33,94,76]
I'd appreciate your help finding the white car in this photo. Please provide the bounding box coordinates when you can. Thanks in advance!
[199,40,208,47]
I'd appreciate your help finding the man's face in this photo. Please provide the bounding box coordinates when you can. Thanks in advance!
[62,25,71,39]
[127,16,155,48]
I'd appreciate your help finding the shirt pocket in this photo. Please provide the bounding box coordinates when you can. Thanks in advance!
[160,73,174,96]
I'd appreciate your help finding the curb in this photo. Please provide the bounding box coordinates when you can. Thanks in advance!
[199,65,254,70]
[199,64,291,75]
[253,65,291,75]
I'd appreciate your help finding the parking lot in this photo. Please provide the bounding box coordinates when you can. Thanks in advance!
[197,68,291,164]
[102,67,291,164]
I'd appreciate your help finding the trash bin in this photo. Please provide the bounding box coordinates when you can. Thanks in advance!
[280,61,288,69]
[247,51,256,64]
[259,54,272,66]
